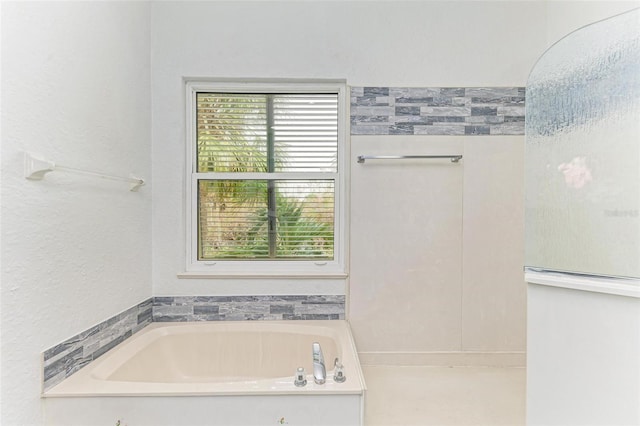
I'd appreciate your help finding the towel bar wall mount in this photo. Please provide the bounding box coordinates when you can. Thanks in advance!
[24,152,145,192]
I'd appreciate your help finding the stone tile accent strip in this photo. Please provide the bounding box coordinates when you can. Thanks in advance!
[153,295,346,322]
[42,298,152,392]
[43,295,345,391]
[351,87,525,135]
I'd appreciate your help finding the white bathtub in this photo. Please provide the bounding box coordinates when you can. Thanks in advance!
[43,321,366,426]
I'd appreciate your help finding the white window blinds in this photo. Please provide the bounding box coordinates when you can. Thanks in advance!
[195,93,338,260]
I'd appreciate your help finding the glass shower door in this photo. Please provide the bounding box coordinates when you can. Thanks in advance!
[525,8,640,279]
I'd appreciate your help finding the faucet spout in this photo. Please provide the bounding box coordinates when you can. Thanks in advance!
[312,342,326,384]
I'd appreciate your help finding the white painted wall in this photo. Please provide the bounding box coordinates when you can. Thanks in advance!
[0,2,151,425]
[150,0,547,298]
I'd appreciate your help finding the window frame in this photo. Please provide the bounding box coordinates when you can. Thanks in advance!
[181,79,348,278]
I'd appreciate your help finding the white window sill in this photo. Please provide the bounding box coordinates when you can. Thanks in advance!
[177,271,349,279]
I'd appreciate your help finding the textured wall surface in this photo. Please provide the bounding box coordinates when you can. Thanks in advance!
[1,2,151,424]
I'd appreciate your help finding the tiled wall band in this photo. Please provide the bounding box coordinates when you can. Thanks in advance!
[351,87,526,135]
[153,295,345,322]
[42,299,152,392]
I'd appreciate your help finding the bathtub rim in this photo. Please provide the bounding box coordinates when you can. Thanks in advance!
[42,320,366,398]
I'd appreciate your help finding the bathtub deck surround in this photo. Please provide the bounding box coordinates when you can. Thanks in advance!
[351,87,526,136]
[43,321,365,396]
[42,295,345,393]
[43,321,366,426]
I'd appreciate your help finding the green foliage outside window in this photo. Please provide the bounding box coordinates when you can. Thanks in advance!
[196,93,336,260]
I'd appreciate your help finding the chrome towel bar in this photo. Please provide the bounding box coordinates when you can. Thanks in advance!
[356,155,463,163]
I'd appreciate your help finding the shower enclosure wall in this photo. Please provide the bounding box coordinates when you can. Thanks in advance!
[525,8,640,425]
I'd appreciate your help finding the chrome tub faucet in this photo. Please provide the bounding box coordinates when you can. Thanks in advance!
[312,342,326,384]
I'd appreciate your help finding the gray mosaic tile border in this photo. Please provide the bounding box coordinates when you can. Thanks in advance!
[153,295,346,322]
[42,298,152,392]
[351,87,525,135]
[42,295,345,391]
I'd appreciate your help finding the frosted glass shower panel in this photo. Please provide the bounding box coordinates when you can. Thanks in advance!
[525,9,640,278]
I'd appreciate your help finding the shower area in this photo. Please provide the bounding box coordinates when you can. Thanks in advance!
[525,8,640,425]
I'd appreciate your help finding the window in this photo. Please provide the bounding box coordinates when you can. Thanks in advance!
[183,81,347,277]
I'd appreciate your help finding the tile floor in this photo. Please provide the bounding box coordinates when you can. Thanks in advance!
[362,366,526,426]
